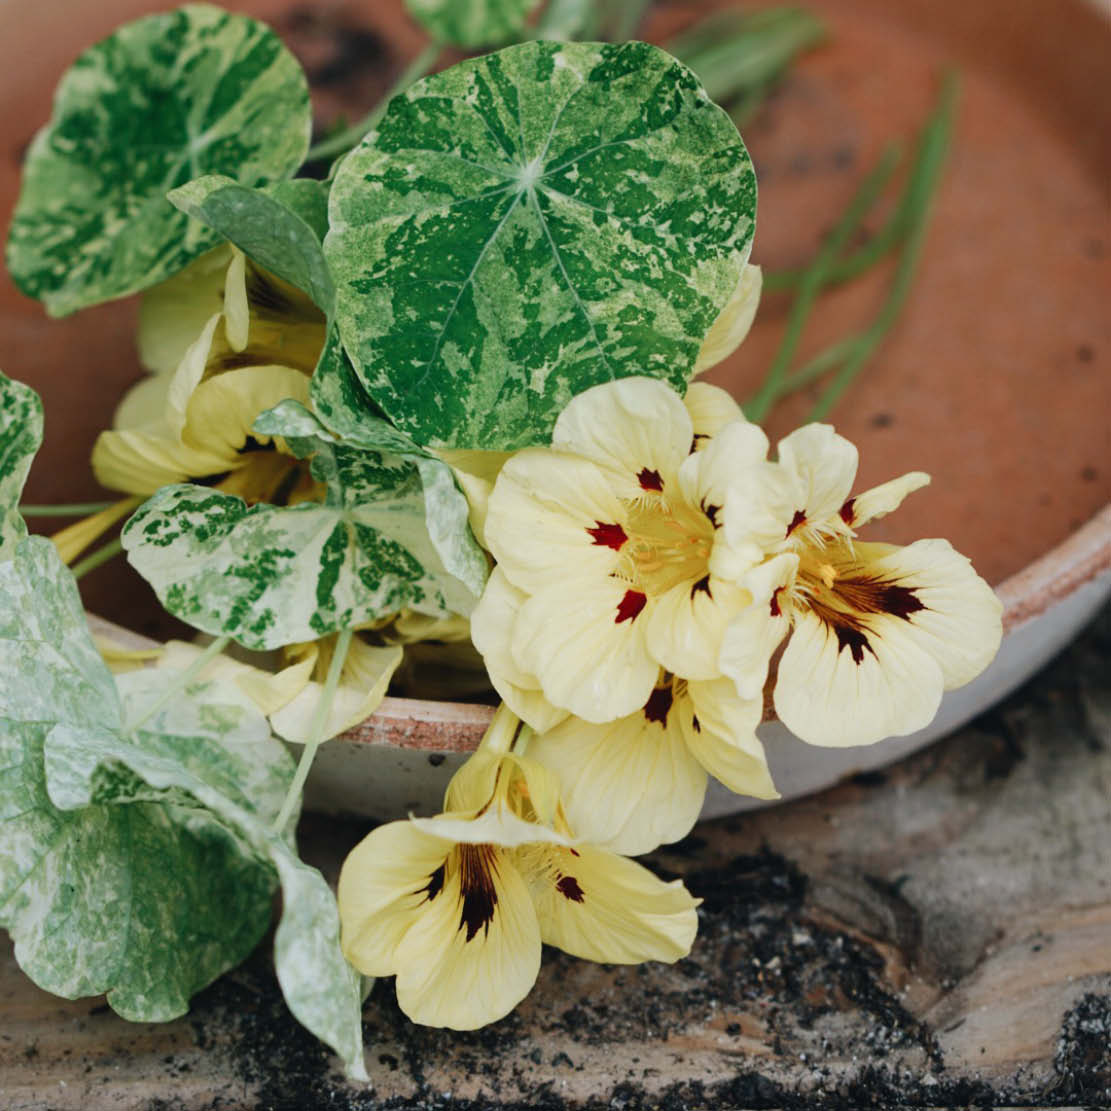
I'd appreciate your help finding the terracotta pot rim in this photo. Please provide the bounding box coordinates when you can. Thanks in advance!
[86,497,1111,752]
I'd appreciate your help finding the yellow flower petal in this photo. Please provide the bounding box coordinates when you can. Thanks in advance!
[551,376,692,494]
[529,685,708,855]
[521,843,699,964]
[223,248,250,353]
[470,568,570,733]
[484,449,626,596]
[269,636,403,745]
[645,574,748,681]
[684,677,777,799]
[693,264,762,376]
[683,381,744,444]
[338,819,456,979]
[843,471,931,529]
[137,245,233,374]
[775,424,859,530]
[393,842,541,1030]
[113,373,174,431]
[513,577,659,724]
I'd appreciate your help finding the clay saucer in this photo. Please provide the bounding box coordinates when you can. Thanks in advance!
[3,0,1108,818]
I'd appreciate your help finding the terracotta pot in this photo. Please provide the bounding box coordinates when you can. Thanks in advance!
[4,0,1109,818]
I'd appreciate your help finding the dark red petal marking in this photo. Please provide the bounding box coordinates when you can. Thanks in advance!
[839,498,857,526]
[691,574,712,601]
[616,589,647,624]
[785,509,807,538]
[556,875,585,903]
[587,521,627,551]
[417,862,446,903]
[643,685,674,726]
[638,467,664,492]
[835,577,925,621]
[690,433,709,454]
[457,844,499,942]
[769,586,784,618]
[701,499,721,528]
[691,714,702,733]
[835,624,874,665]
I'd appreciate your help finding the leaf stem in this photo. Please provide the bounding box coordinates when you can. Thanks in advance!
[70,537,124,581]
[126,635,232,734]
[20,501,119,517]
[743,142,902,424]
[304,44,440,164]
[272,628,353,834]
[805,73,958,423]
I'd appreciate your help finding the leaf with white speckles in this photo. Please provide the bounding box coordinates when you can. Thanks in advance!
[325,39,756,450]
[0,373,43,560]
[44,669,367,1080]
[6,4,312,317]
[168,175,334,313]
[0,538,274,1023]
[405,0,543,47]
[122,401,481,649]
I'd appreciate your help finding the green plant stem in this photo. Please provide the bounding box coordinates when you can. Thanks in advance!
[806,74,958,422]
[70,536,123,581]
[763,204,907,294]
[273,628,353,834]
[20,501,118,517]
[126,635,232,734]
[743,142,902,425]
[305,43,440,164]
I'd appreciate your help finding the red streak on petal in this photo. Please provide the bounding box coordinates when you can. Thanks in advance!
[770,586,783,618]
[586,521,627,550]
[638,467,664,492]
[839,498,857,526]
[556,875,585,903]
[785,509,807,538]
[615,589,647,624]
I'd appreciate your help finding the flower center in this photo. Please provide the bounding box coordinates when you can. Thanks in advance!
[618,493,714,597]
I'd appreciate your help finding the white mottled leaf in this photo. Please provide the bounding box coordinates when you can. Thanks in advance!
[405,0,542,47]
[123,401,481,650]
[7,4,312,316]
[0,373,43,560]
[326,39,756,449]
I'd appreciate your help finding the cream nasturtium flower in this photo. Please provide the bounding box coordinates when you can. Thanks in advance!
[471,377,768,725]
[337,707,700,1030]
[529,670,776,856]
[720,424,1003,747]
[92,244,326,500]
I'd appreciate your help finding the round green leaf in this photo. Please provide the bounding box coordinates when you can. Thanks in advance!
[405,0,543,47]
[325,39,756,450]
[6,4,312,317]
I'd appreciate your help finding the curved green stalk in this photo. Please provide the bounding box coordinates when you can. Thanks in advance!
[70,536,123,581]
[273,628,353,834]
[806,74,959,422]
[743,143,902,424]
[20,501,118,517]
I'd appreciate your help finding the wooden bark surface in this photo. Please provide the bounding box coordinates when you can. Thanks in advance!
[2,605,1109,1110]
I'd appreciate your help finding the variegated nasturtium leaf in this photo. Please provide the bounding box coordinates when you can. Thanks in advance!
[45,671,367,1081]
[122,401,481,650]
[0,537,366,1077]
[0,372,44,560]
[310,337,491,597]
[405,0,543,47]
[6,4,312,317]
[168,175,334,314]
[0,538,273,1023]
[325,39,757,450]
